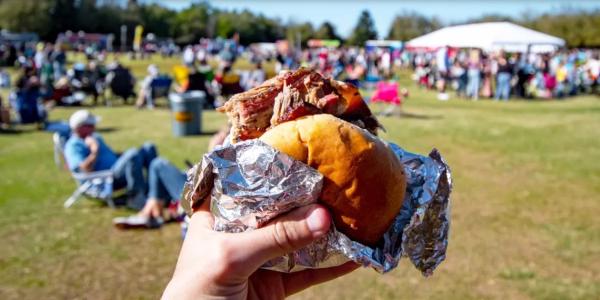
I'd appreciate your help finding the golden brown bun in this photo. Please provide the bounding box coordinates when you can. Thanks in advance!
[259,114,406,246]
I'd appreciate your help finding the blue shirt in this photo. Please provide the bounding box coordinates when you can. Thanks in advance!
[64,133,118,172]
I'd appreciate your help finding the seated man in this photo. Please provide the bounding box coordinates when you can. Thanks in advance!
[136,64,161,109]
[113,157,187,229]
[64,110,156,210]
[106,62,135,103]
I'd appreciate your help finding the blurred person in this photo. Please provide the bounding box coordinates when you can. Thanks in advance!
[49,76,73,106]
[542,70,557,99]
[215,64,243,105]
[246,61,266,89]
[113,157,186,229]
[0,95,11,128]
[380,49,392,79]
[136,64,160,109]
[64,110,158,209]
[480,53,494,98]
[466,49,482,100]
[33,43,46,71]
[82,61,106,105]
[162,201,359,299]
[514,53,530,98]
[15,66,41,94]
[106,62,136,103]
[51,44,66,80]
[183,46,195,67]
[585,53,600,93]
[198,59,215,82]
[177,65,216,109]
[495,52,513,101]
[451,60,467,98]
[555,61,568,98]
[436,46,450,100]
[0,68,9,88]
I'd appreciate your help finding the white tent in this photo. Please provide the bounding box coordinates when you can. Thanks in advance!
[406,22,565,53]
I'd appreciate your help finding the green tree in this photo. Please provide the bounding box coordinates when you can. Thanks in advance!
[387,12,441,41]
[49,0,79,38]
[286,22,315,48]
[464,14,514,24]
[0,0,53,39]
[171,3,211,44]
[315,21,340,41]
[347,10,377,45]
[138,4,176,38]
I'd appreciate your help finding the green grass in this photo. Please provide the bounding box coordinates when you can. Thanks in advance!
[1,56,599,299]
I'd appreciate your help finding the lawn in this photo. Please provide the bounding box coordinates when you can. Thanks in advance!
[1,56,599,299]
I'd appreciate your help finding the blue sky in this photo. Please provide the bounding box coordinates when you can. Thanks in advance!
[148,1,600,37]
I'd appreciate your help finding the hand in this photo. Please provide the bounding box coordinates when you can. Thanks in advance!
[84,136,99,154]
[162,202,359,300]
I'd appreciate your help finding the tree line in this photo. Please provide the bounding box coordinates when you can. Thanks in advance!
[0,0,599,48]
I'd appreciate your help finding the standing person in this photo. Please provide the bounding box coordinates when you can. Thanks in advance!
[436,46,450,100]
[555,61,568,98]
[182,46,195,67]
[466,49,482,100]
[51,43,66,81]
[380,49,392,79]
[64,110,158,209]
[495,52,513,101]
[585,53,600,94]
[514,53,529,98]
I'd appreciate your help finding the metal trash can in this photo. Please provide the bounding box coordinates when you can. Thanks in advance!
[169,91,205,136]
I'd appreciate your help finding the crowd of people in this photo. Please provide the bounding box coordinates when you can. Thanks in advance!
[243,43,600,102]
[0,39,241,128]
[412,47,600,101]
[0,41,139,127]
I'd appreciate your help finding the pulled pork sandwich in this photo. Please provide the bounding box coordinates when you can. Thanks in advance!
[216,68,405,246]
[218,67,382,143]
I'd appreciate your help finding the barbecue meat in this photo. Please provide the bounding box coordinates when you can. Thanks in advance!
[218,68,382,143]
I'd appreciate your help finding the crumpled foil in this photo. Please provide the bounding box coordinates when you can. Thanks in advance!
[183,139,451,276]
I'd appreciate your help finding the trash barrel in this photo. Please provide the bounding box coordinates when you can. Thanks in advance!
[169,91,205,136]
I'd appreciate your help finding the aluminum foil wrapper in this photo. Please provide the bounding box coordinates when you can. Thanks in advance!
[183,139,451,276]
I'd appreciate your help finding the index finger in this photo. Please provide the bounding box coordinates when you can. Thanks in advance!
[190,196,214,229]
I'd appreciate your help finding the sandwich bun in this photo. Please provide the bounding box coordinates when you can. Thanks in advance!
[259,114,406,246]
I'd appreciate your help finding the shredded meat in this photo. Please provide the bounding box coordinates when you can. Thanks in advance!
[219,67,382,143]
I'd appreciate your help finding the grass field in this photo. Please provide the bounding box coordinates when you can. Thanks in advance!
[1,56,599,299]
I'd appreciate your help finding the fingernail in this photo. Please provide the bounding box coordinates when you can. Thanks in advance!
[306,206,329,234]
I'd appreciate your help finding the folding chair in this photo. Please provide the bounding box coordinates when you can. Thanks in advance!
[370,81,402,116]
[53,132,118,208]
[147,76,173,108]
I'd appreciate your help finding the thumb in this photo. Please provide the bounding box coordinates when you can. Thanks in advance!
[233,204,331,275]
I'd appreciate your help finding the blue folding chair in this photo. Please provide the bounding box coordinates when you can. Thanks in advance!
[53,132,121,208]
[146,76,173,108]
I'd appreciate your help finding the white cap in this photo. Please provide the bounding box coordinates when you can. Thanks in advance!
[69,110,100,129]
[147,64,159,76]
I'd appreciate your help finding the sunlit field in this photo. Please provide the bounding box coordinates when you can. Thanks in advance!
[1,55,599,299]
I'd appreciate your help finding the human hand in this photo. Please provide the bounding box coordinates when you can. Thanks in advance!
[162,201,359,300]
[84,136,99,154]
